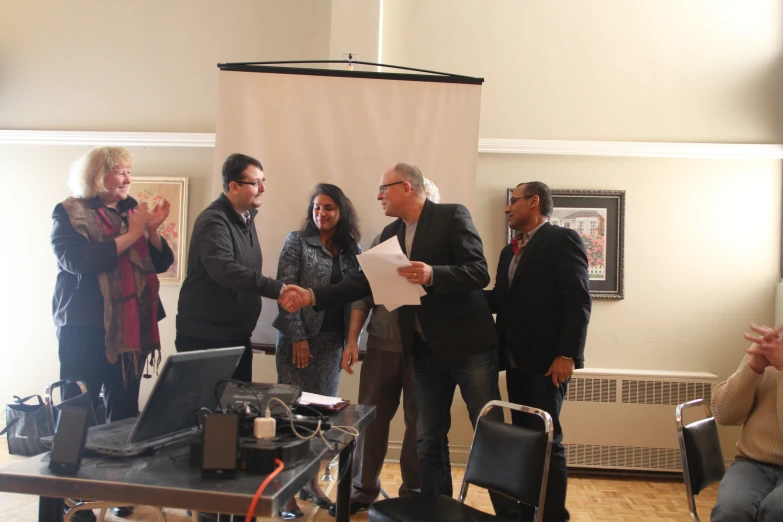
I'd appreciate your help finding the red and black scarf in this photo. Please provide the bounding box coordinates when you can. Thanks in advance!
[61,197,161,379]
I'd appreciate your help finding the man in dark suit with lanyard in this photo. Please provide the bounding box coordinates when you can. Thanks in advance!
[485,181,591,522]
[282,163,500,507]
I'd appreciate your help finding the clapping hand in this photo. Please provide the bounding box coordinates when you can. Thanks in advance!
[743,323,783,371]
[127,202,149,239]
[278,285,312,313]
[147,199,171,232]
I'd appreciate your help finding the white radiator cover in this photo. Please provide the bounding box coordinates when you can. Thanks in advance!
[561,368,717,472]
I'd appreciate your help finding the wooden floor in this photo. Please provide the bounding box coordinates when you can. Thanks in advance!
[0,438,718,521]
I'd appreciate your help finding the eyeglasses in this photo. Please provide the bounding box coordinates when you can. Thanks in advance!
[379,181,405,194]
[235,180,265,188]
[509,195,536,205]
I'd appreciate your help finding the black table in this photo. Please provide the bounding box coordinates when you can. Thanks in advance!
[0,404,375,522]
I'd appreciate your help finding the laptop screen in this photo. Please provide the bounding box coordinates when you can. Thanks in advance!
[130,347,244,443]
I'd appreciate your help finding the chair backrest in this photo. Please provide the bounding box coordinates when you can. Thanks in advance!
[460,400,553,520]
[676,399,725,520]
[44,378,98,433]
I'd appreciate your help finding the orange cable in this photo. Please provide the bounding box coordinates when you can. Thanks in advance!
[246,458,285,522]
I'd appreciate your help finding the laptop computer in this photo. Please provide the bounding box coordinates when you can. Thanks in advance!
[80,346,244,457]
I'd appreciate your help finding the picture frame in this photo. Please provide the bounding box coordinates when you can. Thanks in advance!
[132,177,189,284]
[507,188,625,299]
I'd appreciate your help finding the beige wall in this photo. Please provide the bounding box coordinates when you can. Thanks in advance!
[0,0,332,131]
[382,0,783,142]
[329,0,380,69]
[1,0,781,463]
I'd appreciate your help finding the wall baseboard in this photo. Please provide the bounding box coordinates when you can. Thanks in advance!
[2,130,782,159]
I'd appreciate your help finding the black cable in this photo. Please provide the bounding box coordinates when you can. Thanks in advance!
[166,445,189,464]
[333,440,355,485]
[294,404,327,423]
[194,406,213,432]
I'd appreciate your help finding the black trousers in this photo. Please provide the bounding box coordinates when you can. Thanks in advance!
[504,368,570,522]
[175,334,254,382]
[57,325,140,423]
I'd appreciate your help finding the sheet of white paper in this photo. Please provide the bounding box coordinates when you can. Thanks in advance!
[357,237,426,307]
[299,392,344,406]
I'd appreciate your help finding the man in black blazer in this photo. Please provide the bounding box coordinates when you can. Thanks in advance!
[283,163,500,504]
[485,181,591,522]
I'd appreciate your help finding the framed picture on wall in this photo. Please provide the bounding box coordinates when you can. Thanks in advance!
[507,188,625,299]
[131,177,189,284]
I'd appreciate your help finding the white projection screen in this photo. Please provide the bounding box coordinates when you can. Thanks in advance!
[212,65,483,345]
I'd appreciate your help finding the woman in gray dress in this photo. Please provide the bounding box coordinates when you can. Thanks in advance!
[274,183,361,518]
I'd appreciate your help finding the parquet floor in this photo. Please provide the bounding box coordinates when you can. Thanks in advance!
[0,438,718,521]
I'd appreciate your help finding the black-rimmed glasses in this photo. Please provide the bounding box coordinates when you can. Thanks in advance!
[235,180,265,188]
[379,181,405,194]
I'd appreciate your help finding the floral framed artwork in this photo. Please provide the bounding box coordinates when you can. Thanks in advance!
[507,188,625,299]
[132,177,189,284]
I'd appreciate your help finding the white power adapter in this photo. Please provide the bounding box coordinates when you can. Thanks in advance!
[253,416,276,439]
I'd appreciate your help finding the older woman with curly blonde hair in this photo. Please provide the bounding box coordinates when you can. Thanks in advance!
[52,146,174,426]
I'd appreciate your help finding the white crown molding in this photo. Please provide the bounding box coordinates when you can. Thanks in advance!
[2,130,782,159]
[478,138,783,159]
[0,130,216,147]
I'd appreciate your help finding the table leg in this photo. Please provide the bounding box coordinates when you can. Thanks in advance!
[334,439,356,522]
[39,497,63,522]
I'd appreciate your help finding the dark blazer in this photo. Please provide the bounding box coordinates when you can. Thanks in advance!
[313,199,497,363]
[485,222,591,373]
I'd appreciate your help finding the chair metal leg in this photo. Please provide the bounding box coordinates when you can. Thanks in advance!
[155,507,167,522]
[379,487,390,500]
[321,454,340,481]
[66,501,117,522]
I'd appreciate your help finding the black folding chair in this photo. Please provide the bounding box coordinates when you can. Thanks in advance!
[676,398,725,522]
[368,400,553,522]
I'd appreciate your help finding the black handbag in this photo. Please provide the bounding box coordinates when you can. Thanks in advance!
[45,378,98,431]
[0,395,53,456]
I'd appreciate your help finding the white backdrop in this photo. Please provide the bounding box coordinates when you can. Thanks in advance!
[213,67,483,343]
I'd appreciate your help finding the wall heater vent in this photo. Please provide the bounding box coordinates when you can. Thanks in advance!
[564,444,681,471]
[621,379,712,406]
[565,377,617,403]
[560,368,717,472]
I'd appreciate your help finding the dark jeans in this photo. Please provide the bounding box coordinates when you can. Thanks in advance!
[711,458,783,521]
[502,369,570,522]
[412,338,501,497]
[57,325,140,423]
[175,334,253,382]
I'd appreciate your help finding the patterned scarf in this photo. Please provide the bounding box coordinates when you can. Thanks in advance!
[60,197,161,379]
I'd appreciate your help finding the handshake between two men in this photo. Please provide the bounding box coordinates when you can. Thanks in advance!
[276,261,434,313]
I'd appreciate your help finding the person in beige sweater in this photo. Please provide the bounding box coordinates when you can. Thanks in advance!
[710,325,783,522]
